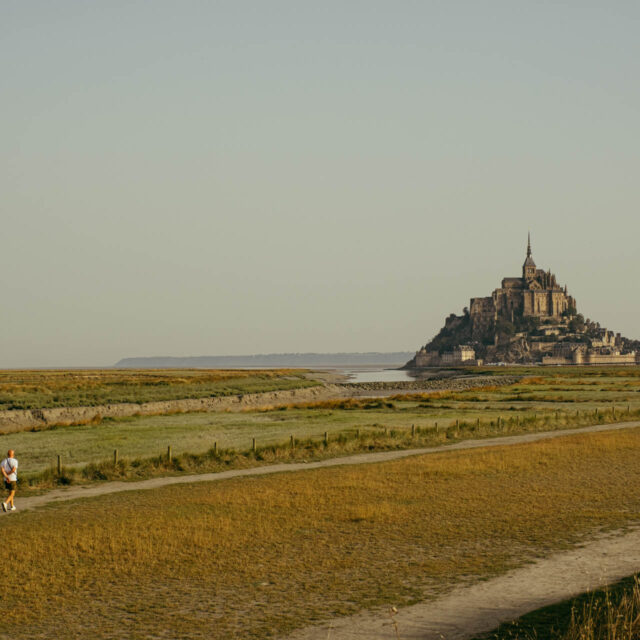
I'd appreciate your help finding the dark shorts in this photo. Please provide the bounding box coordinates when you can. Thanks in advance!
[4,481,16,493]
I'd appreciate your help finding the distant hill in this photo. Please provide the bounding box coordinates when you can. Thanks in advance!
[114,352,414,369]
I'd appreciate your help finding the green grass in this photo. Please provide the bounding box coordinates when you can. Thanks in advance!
[0,368,319,410]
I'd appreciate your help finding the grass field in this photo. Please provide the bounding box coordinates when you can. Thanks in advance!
[5,427,640,639]
[0,368,318,410]
[4,368,639,484]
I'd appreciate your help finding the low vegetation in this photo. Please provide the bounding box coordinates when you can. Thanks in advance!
[5,428,640,638]
[0,368,318,410]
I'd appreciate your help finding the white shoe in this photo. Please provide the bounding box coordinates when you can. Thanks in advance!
[1,503,6,513]
[9,506,15,511]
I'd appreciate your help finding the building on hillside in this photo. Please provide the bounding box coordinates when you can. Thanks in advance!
[469,234,575,340]
[542,343,636,366]
[406,233,638,367]
[414,345,479,367]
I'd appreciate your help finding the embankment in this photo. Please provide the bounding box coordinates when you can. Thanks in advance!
[0,384,343,433]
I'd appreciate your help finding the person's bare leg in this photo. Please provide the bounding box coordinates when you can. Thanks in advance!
[6,489,15,508]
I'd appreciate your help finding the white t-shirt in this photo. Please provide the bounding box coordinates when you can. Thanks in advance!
[1,458,18,482]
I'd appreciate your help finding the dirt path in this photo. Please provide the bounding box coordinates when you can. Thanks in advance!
[283,527,640,640]
[13,419,640,512]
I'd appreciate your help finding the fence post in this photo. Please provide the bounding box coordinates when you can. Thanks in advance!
[252,438,256,452]
[213,441,217,454]
[57,455,61,475]
[435,422,439,433]
[477,417,480,429]
[613,406,616,420]
[290,435,294,448]
[167,445,172,462]
[356,428,360,438]
[114,449,118,466]
[411,424,415,437]
[324,431,328,445]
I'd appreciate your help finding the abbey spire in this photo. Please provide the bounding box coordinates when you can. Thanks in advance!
[522,232,536,279]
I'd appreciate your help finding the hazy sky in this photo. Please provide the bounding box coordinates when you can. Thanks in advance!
[2,2,639,367]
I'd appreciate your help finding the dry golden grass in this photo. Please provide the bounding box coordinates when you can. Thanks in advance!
[6,428,640,639]
[390,386,502,401]
[248,397,397,411]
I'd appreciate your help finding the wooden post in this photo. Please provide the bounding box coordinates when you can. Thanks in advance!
[612,406,616,420]
[57,455,61,475]
[435,422,439,433]
[477,417,480,429]
[324,431,328,445]
[114,449,118,466]
[455,419,459,430]
[252,438,256,452]
[213,441,217,454]
[411,424,415,437]
[167,445,172,462]
[290,435,294,448]
[356,428,360,438]
[628,405,631,414]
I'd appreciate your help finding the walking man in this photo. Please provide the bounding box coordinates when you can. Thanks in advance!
[1,450,18,512]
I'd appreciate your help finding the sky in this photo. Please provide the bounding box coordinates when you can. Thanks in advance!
[1,1,639,367]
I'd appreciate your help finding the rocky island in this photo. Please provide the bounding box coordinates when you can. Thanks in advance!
[407,235,639,367]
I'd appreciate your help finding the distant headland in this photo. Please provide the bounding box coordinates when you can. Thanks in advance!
[115,352,414,369]
[406,235,640,367]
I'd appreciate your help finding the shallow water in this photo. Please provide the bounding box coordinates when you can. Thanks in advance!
[334,367,417,383]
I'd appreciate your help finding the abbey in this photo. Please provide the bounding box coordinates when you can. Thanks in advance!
[469,234,575,340]
[409,236,638,367]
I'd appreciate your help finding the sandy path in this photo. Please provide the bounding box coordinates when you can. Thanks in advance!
[14,419,640,512]
[284,527,640,640]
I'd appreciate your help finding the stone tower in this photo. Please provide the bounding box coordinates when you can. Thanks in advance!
[522,232,536,281]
